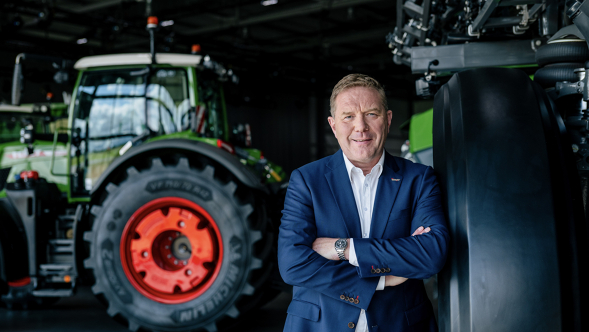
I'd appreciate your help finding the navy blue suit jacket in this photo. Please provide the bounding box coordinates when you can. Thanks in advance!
[278,150,449,332]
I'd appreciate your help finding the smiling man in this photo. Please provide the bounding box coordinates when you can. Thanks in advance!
[278,74,449,332]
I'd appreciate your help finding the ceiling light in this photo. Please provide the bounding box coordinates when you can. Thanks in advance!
[161,20,174,27]
[261,0,278,6]
[77,38,88,45]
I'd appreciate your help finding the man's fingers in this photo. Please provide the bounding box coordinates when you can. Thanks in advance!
[412,226,431,236]
[411,226,424,236]
[385,275,409,287]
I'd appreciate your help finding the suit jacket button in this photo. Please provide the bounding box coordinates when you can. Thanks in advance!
[375,268,381,273]
[348,322,355,329]
[345,296,350,301]
[348,297,354,303]
[371,269,376,274]
[340,295,346,300]
[354,298,359,304]
[385,268,391,272]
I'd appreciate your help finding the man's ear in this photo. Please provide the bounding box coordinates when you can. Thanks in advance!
[328,117,337,137]
[386,110,393,130]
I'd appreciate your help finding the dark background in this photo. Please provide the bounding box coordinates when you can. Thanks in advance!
[0,0,434,173]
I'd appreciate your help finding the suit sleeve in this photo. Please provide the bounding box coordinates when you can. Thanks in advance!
[278,169,380,310]
[353,166,449,279]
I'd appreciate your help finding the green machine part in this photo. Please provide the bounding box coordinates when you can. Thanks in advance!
[409,108,433,154]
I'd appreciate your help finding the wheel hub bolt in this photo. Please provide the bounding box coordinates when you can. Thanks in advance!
[142,251,148,258]
[183,260,187,265]
[186,269,192,276]
[179,221,185,228]
[167,254,172,258]
[174,260,178,265]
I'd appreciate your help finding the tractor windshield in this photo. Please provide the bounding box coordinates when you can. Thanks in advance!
[71,67,190,192]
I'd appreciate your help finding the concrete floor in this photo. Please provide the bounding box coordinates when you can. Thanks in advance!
[0,287,291,332]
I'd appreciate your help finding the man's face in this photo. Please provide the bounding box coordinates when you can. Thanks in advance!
[328,86,392,169]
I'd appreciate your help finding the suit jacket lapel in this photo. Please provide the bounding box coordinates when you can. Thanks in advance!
[325,150,362,238]
[370,153,403,239]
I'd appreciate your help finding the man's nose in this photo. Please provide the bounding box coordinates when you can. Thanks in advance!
[353,116,368,131]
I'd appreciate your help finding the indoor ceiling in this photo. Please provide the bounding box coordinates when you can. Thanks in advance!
[0,0,414,99]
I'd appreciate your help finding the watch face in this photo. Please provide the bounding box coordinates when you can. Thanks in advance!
[335,238,347,250]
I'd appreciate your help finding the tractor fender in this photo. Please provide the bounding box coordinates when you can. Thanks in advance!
[0,198,29,282]
[91,138,269,197]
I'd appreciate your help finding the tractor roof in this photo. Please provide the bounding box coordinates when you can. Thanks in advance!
[74,53,203,70]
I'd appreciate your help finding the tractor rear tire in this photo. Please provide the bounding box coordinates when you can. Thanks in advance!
[84,157,272,332]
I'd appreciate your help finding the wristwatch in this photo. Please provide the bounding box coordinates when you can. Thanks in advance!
[334,238,348,261]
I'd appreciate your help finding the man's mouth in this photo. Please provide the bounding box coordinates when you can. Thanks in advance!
[352,138,372,144]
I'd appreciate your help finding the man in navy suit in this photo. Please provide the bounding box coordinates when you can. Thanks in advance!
[278,74,449,332]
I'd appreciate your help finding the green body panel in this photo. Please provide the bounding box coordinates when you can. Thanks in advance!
[148,131,286,183]
[65,69,84,202]
[0,140,69,196]
[409,109,434,153]
[49,103,69,117]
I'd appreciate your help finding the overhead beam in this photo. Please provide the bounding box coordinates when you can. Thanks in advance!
[182,0,385,36]
[55,0,122,14]
[265,26,392,54]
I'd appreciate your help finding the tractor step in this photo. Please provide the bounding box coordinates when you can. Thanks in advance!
[39,264,73,273]
[32,289,73,297]
[38,264,76,284]
[48,239,74,253]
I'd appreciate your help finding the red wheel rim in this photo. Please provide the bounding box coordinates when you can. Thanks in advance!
[120,197,223,304]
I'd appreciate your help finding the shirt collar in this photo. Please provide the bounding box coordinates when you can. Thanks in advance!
[342,150,385,181]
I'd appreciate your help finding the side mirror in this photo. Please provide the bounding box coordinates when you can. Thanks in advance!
[11,58,23,106]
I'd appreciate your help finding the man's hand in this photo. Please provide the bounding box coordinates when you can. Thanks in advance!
[311,237,342,261]
[384,275,408,287]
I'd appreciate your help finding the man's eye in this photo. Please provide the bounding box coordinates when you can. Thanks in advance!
[344,116,352,119]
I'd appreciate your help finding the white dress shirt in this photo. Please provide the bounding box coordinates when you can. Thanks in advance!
[343,151,386,332]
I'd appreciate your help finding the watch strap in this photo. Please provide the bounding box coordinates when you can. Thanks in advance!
[335,238,348,261]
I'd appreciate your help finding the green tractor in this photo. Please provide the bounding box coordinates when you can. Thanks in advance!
[0,17,286,332]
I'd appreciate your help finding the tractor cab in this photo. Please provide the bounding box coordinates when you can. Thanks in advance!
[69,53,228,194]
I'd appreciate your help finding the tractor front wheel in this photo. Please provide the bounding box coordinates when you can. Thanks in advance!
[84,157,269,332]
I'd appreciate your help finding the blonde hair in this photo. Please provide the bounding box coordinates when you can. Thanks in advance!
[329,74,387,117]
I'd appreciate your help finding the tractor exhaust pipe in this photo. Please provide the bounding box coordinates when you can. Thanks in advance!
[147,16,158,64]
[12,54,24,105]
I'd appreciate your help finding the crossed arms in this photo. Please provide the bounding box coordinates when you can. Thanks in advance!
[277,167,449,310]
[311,225,431,287]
